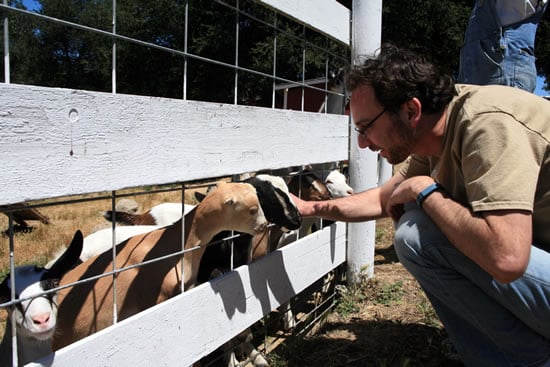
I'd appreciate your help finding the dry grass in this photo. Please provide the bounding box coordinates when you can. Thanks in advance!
[0,190,192,272]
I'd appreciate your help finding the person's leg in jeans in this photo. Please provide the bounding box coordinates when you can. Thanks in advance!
[498,20,540,93]
[393,204,550,367]
[458,0,547,93]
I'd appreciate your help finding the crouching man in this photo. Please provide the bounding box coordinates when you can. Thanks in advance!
[292,44,550,367]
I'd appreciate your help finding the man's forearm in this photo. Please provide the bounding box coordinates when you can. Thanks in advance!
[298,188,386,222]
[421,191,532,283]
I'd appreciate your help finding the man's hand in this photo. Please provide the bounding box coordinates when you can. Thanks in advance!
[385,176,435,221]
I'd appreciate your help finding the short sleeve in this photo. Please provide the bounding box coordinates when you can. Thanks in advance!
[461,112,539,213]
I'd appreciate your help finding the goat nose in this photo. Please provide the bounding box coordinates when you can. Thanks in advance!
[256,222,267,233]
[32,312,51,326]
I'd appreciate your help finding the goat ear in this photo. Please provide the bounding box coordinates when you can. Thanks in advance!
[0,278,10,304]
[194,191,206,203]
[45,230,83,280]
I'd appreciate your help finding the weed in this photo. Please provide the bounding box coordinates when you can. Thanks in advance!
[374,280,404,305]
[334,284,366,317]
[417,298,441,327]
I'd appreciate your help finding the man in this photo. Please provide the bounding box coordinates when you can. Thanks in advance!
[291,44,550,366]
[458,0,548,92]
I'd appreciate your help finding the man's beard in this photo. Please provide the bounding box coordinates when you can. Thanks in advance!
[384,114,415,164]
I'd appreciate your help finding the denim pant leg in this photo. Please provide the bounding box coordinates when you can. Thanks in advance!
[393,204,550,367]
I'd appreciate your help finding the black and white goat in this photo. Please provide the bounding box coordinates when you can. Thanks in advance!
[0,231,83,367]
[200,171,347,366]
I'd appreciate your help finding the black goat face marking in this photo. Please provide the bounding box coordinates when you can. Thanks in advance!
[244,175,302,230]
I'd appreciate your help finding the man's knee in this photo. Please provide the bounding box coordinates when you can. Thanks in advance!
[393,205,448,269]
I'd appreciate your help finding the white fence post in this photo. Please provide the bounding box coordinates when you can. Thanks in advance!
[347,0,383,284]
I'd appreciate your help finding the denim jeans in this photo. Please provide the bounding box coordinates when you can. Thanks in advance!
[458,0,547,93]
[393,204,550,367]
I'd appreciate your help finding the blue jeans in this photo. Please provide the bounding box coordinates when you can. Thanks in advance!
[458,1,547,93]
[393,204,550,367]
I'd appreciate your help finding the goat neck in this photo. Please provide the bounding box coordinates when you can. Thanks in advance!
[182,182,267,288]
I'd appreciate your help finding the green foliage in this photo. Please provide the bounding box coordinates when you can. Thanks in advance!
[374,280,404,305]
[1,0,349,105]
[535,8,550,91]
[334,284,366,317]
[417,298,441,328]
[382,0,473,77]
[3,0,549,97]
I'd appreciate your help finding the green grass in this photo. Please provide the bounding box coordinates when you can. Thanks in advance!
[373,280,404,305]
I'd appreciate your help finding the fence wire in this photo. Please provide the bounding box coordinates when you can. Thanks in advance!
[0,1,350,365]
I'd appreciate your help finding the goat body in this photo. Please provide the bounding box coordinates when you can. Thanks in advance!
[102,202,195,226]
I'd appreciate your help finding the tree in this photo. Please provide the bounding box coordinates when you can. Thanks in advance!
[3,0,548,96]
[381,0,472,78]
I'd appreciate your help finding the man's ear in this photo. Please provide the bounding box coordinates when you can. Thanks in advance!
[405,97,422,128]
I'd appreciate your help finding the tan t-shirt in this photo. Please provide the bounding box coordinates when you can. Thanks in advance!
[400,84,550,252]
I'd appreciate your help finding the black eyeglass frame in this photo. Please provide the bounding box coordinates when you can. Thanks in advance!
[353,108,386,136]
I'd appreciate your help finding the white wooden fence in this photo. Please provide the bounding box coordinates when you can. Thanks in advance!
[1,1,356,365]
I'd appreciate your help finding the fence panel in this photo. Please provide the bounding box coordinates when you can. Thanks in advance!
[0,1,353,366]
[27,222,346,366]
[0,84,348,205]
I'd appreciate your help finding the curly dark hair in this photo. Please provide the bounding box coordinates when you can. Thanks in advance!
[345,44,455,114]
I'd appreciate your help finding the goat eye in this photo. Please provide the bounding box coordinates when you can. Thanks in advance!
[249,206,258,215]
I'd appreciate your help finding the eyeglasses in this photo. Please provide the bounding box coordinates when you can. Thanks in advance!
[354,108,386,136]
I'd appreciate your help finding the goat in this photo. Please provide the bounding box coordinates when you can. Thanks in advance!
[52,178,301,351]
[0,231,83,367]
[196,174,302,367]
[324,169,354,198]
[202,171,348,365]
[102,202,195,226]
[45,225,163,269]
[275,170,352,331]
[201,171,339,366]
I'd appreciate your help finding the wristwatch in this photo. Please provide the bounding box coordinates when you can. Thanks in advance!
[416,182,444,208]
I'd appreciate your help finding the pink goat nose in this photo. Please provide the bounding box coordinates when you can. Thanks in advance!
[32,312,51,326]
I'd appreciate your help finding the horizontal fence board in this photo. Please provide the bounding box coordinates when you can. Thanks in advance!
[1,84,349,205]
[28,222,346,367]
[258,0,350,44]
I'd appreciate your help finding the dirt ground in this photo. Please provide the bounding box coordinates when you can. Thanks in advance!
[269,218,465,367]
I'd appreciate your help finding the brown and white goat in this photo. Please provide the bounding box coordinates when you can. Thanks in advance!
[53,177,302,351]
[102,202,195,226]
[52,181,270,350]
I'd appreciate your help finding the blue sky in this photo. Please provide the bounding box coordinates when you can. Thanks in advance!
[535,76,548,96]
[23,0,40,10]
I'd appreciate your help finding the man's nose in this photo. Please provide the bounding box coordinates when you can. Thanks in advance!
[357,134,370,149]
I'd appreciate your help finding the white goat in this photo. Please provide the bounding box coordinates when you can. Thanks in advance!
[102,202,195,226]
[0,231,83,367]
[324,169,354,198]
[52,178,301,351]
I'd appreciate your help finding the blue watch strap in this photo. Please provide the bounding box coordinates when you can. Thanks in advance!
[416,182,443,208]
